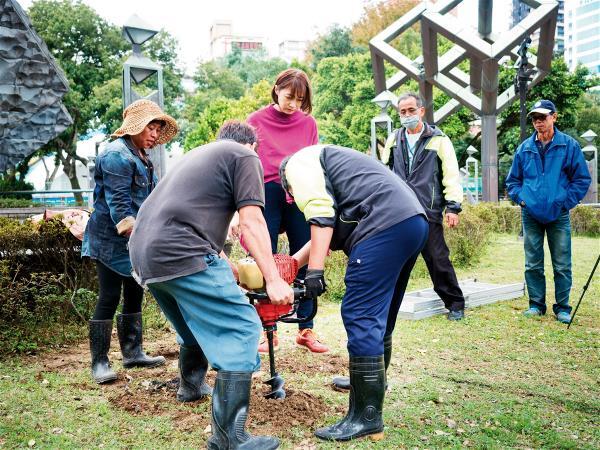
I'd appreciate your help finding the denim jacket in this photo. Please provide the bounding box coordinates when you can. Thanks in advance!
[82,137,157,276]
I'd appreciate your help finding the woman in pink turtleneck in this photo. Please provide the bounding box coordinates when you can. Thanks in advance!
[247,68,329,354]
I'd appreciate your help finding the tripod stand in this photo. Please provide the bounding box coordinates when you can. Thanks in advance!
[567,253,600,329]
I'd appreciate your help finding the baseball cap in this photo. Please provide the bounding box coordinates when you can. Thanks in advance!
[528,99,556,116]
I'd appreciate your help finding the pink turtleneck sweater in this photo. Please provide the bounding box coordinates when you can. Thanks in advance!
[247,104,318,184]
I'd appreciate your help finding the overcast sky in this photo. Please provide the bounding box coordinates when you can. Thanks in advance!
[17,0,372,73]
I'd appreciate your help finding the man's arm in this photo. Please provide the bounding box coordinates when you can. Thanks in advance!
[292,241,311,268]
[238,205,293,305]
[307,225,334,270]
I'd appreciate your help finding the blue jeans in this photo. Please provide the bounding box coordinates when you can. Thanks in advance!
[148,255,261,371]
[264,181,313,329]
[522,209,572,315]
[342,216,428,356]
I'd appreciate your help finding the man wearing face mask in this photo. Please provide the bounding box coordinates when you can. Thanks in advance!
[382,92,465,320]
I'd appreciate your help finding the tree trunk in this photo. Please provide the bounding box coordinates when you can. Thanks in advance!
[41,157,60,190]
[56,134,88,205]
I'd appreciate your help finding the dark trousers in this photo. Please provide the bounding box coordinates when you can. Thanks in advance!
[421,222,465,312]
[263,181,313,329]
[342,216,429,356]
[92,261,143,320]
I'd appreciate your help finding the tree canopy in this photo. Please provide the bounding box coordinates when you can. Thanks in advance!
[28,0,128,196]
[307,25,361,70]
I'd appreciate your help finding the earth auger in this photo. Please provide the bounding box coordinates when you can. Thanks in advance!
[239,254,318,399]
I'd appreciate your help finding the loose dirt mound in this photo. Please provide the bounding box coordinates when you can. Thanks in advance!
[105,367,337,438]
[34,330,347,439]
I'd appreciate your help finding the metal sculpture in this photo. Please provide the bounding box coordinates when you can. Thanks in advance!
[0,0,72,172]
[369,0,558,201]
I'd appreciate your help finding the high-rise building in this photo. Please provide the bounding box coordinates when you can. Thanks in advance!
[512,0,565,54]
[209,21,265,60]
[565,0,600,74]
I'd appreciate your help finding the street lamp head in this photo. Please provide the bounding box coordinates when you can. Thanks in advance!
[466,145,478,157]
[581,129,597,144]
[371,90,398,111]
[123,14,159,46]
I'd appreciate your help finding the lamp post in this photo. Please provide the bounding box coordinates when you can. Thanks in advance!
[370,90,397,160]
[514,36,534,144]
[122,15,166,178]
[581,130,598,204]
[465,145,479,203]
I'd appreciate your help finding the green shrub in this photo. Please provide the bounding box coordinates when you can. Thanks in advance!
[0,217,96,291]
[463,202,599,236]
[464,202,521,234]
[571,205,600,235]
[324,251,348,303]
[0,217,97,355]
[0,175,33,199]
[0,197,36,208]
[445,210,492,267]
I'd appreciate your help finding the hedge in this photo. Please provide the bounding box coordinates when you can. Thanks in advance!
[0,217,97,354]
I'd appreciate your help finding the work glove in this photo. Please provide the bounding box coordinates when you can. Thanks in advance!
[304,269,327,299]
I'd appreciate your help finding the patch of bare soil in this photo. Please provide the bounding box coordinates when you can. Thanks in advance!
[248,387,342,434]
[105,366,338,438]
[33,329,346,438]
[271,350,347,376]
[31,341,91,372]
[32,330,178,374]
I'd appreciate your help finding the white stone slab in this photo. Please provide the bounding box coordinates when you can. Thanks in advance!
[398,279,525,320]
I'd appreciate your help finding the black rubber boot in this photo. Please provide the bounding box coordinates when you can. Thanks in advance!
[332,335,392,391]
[316,355,385,442]
[207,371,279,450]
[89,320,117,384]
[116,313,166,369]
[177,344,212,402]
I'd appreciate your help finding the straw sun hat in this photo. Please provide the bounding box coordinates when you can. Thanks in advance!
[111,99,178,145]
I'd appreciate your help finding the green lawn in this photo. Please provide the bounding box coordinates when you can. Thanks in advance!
[0,233,598,449]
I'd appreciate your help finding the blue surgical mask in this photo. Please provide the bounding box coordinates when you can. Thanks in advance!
[400,114,420,130]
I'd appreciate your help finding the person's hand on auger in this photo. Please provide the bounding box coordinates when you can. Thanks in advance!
[304,269,327,299]
[265,276,294,305]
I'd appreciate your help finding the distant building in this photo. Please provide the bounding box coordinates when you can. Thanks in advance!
[565,0,600,74]
[278,40,308,62]
[511,0,565,54]
[209,21,265,59]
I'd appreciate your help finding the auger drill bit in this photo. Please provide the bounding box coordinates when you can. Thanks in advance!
[263,327,286,399]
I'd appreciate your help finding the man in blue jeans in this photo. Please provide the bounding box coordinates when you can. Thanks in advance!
[129,121,292,450]
[506,100,591,324]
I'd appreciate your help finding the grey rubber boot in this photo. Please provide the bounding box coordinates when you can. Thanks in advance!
[89,320,118,384]
[207,371,279,450]
[177,344,212,402]
[315,355,385,442]
[116,313,166,369]
[332,334,392,391]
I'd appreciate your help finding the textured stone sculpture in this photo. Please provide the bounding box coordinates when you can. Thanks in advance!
[0,0,72,172]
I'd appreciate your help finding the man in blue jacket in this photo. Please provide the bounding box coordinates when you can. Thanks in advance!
[506,99,591,324]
